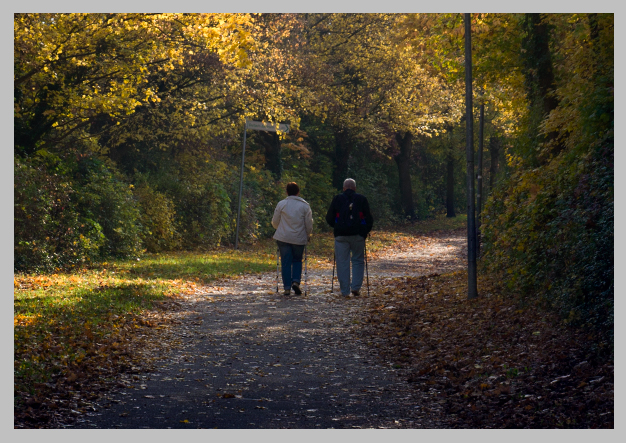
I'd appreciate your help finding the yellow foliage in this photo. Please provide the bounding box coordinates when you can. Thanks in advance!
[14,13,256,140]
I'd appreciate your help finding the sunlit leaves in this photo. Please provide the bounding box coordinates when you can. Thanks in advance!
[297,13,458,147]
[398,13,527,140]
[14,13,257,150]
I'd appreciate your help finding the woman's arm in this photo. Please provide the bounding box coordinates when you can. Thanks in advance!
[271,201,283,229]
[305,205,313,237]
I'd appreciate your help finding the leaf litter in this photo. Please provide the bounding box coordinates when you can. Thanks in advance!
[361,270,613,428]
[14,229,613,428]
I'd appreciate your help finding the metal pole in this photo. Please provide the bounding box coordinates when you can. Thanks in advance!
[304,245,307,297]
[477,94,485,258]
[365,240,370,297]
[331,252,335,293]
[276,246,279,293]
[235,121,247,249]
[464,13,478,299]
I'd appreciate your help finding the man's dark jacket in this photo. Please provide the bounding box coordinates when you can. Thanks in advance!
[325,189,374,238]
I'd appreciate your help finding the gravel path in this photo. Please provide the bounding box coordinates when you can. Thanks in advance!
[76,230,466,429]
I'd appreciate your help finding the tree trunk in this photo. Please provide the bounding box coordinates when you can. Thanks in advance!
[476,101,484,256]
[488,136,501,191]
[394,131,416,220]
[446,153,456,218]
[259,131,282,181]
[14,87,56,156]
[523,13,559,116]
[522,13,563,157]
[332,129,351,190]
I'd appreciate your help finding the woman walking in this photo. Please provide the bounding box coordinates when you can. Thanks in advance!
[272,182,313,296]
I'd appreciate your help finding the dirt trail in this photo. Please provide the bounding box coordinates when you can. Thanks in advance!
[76,230,466,429]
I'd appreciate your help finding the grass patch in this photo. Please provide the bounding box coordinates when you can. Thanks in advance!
[13,247,280,405]
[13,229,410,401]
[236,213,467,264]
[14,219,466,426]
[121,249,277,282]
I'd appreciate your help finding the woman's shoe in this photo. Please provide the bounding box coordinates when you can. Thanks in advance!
[292,282,302,295]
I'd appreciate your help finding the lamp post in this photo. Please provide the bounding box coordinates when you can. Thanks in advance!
[465,13,478,299]
[234,119,290,249]
[234,120,248,250]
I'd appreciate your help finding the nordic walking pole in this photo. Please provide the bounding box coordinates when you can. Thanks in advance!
[331,252,335,293]
[304,245,307,297]
[276,247,280,294]
[365,239,370,296]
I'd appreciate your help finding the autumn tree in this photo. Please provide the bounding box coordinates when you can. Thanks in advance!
[397,13,526,202]
[14,13,257,156]
[298,13,459,223]
[481,13,614,346]
[14,13,272,266]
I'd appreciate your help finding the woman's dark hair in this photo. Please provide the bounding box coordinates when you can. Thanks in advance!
[286,182,299,196]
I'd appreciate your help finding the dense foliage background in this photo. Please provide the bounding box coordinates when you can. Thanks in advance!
[15,13,613,345]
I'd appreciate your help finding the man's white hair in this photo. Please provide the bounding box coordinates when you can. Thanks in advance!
[343,178,356,190]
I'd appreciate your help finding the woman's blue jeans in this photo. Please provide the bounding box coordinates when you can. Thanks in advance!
[276,240,305,290]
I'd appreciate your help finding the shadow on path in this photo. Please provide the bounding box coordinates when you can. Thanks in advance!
[76,231,466,429]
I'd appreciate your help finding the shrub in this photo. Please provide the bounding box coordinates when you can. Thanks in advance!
[153,157,233,249]
[74,157,143,258]
[134,184,180,253]
[482,138,613,349]
[228,168,283,244]
[14,157,104,272]
[174,179,232,249]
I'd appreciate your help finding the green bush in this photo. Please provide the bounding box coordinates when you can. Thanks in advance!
[152,158,233,249]
[482,138,613,349]
[134,184,180,253]
[74,157,143,258]
[176,179,232,249]
[14,157,104,272]
[232,168,283,243]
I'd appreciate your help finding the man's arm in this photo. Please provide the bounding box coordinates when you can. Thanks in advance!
[362,197,374,234]
[325,196,337,227]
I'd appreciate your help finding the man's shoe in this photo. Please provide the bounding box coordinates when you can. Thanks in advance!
[351,289,360,297]
[292,282,302,295]
[283,289,291,296]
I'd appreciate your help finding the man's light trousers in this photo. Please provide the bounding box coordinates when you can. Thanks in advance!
[334,235,365,296]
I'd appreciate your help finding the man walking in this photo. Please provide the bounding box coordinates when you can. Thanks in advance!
[325,178,374,297]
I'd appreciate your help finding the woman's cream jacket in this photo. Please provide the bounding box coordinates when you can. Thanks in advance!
[271,195,313,245]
